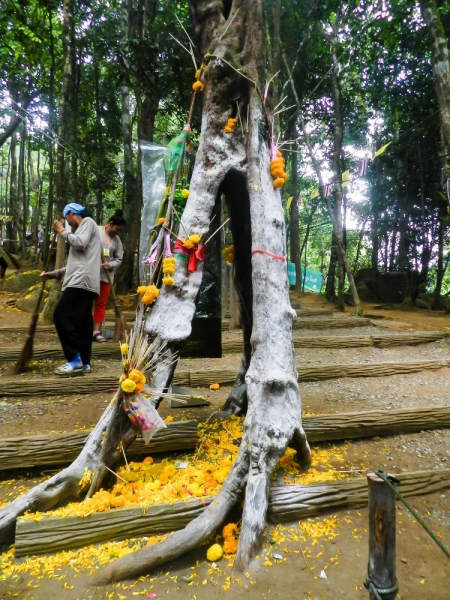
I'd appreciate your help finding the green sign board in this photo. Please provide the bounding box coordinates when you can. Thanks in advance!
[287,263,323,293]
[287,261,296,285]
[301,267,323,293]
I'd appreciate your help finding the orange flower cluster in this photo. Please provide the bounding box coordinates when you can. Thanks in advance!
[224,118,237,133]
[137,284,159,305]
[222,522,239,554]
[162,256,176,286]
[192,80,204,92]
[222,244,234,264]
[270,150,288,189]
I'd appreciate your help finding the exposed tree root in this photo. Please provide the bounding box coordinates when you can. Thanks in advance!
[93,442,251,584]
[0,399,136,548]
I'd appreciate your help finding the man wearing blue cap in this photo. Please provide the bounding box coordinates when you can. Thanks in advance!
[41,203,101,375]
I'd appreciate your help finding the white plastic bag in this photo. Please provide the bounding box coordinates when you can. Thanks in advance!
[122,394,167,444]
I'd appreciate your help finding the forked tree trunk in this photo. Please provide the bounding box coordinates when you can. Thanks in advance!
[93,0,310,584]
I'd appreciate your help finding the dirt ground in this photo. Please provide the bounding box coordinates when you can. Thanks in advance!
[0,281,450,599]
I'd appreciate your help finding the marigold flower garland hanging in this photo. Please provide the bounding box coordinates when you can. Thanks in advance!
[269,137,288,189]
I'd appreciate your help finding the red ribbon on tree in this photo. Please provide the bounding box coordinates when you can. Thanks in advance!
[174,239,206,273]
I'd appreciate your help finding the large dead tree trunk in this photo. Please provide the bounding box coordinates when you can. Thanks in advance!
[93,0,310,584]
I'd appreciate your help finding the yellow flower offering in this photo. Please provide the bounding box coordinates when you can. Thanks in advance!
[209,383,220,390]
[181,189,189,199]
[162,257,176,275]
[140,285,159,305]
[223,537,238,554]
[273,177,285,188]
[206,543,223,562]
[120,343,128,355]
[189,233,201,245]
[162,276,175,286]
[192,81,204,92]
[222,523,238,538]
[121,378,137,394]
[270,152,287,188]
[129,369,146,385]
[183,239,195,250]
[157,217,165,225]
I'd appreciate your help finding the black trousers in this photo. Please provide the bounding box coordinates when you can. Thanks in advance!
[54,287,96,365]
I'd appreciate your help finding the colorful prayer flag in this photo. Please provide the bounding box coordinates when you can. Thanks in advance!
[286,196,294,210]
[324,183,333,197]
[342,170,350,189]
[373,142,391,159]
[311,188,319,199]
[358,158,371,177]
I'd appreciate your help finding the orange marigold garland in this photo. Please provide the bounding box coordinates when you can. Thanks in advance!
[270,138,288,189]
[224,117,237,133]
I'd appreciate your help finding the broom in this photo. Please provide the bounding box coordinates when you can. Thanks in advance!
[3,248,22,270]
[101,250,129,343]
[10,231,58,375]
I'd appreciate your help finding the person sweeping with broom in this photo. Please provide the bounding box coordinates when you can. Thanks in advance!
[92,209,126,343]
[41,203,101,376]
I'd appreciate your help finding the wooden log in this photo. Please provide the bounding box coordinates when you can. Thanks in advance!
[15,497,213,557]
[268,468,450,522]
[1,360,446,397]
[303,406,450,442]
[0,344,121,362]
[220,331,448,353]
[0,420,198,470]
[222,316,373,331]
[371,332,448,346]
[2,406,449,472]
[297,359,447,382]
[367,472,398,600]
[0,330,444,362]
[14,468,450,556]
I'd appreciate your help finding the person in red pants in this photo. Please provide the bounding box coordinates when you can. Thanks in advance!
[92,209,126,342]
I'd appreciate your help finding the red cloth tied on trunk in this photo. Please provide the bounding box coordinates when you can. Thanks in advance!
[173,239,206,273]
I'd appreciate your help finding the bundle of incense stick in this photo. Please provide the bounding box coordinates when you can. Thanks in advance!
[120,306,184,401]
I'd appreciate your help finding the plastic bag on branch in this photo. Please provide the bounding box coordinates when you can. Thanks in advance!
[140,141,168,283]
[122,394,166,444]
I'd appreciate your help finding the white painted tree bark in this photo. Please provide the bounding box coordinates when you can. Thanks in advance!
[94,0,311,584]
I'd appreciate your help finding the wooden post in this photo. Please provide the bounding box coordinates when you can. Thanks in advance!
[366,472,399,600]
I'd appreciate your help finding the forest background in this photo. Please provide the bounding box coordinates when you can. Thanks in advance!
[1,0,450,310]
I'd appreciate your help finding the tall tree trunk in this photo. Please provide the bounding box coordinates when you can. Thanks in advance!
[289,139,301,292]
[115,0,139,292]
[18,121,27,245]
[92,0,311,583]
[420,0,450,166]
[329,38,345,312]
[43,5,56,267]
[7,132,18,255]
[433,212,445,309]
[41,0,75,324]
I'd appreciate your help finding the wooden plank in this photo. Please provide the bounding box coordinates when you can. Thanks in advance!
[0,344,121,362]
[297,359,447,382]
[0,330,444,362]
[15,498,211,556]
[2,407,450,471]
[304,406,450,442]
[0,420,198,470]
[268,468,450,523]
[222,316,374,331]
[221,331,448,353]
[0,360,446,397]
[15,468,450,556]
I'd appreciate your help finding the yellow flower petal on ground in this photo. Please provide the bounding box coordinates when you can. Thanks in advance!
[206,544,223,561]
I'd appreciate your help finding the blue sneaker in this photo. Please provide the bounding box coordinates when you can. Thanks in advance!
[83,364,91,373]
